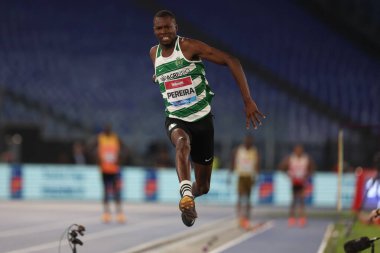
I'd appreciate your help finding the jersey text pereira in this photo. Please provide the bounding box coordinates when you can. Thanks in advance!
[167,87,196,99]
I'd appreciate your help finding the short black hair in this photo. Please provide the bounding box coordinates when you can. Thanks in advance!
[154,10,176,20]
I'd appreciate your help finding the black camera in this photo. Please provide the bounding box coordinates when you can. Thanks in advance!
[344,236,380,253]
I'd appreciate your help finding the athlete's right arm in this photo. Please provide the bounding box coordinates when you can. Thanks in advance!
[149,46,157,64]
[150,46,158,84]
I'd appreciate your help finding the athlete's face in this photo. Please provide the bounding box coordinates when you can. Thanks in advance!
[153,16,178,47]
[294,145,304,156]
[244,135,253,148]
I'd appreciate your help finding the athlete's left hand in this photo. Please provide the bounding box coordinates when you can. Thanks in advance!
[245,99,265,129]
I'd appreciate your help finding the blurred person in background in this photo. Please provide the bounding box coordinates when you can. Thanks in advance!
[361,151,380,224]
[279,144,315,227]
[230,134,260,229]
[71,141,88,165]
[212,142,222,170]
[89,124,126,224]
[150,10,265,227]
[369,208,380,222]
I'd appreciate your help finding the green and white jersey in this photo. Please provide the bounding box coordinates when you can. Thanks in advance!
[155,36,214,122]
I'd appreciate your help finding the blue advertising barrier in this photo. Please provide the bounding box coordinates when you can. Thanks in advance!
[145,169,157,201]
[304,177,313,205]
[10,164,22,199]
[0,164,10,199]
[258,173,273,204]
[0,164,355,208]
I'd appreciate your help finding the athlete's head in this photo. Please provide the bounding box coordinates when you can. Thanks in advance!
[153,10,178,47]
[243,134,253,148]
[293,144,304,157]
[103,123,112,135]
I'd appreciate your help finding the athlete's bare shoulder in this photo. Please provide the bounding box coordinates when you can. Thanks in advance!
[149,45,158,63]
[179,37,205,60]
[179,37,204,50]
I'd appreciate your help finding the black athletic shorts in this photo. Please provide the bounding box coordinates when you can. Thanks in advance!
[292,183,305,194]
[165,113,214,165]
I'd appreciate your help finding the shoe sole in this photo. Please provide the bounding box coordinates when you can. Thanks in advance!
[179,196,196,212]
[179,196,197,227]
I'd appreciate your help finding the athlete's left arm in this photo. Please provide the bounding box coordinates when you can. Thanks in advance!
[118,137,125,165]
[183,38,265,129]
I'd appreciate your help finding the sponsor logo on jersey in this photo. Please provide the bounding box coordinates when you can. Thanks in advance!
[159,68,191,82]
[175,57,184,67]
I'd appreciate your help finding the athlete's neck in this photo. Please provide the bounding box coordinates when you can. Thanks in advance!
[160,36,177,51]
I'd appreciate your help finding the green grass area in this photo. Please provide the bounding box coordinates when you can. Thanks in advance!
[324,212,380,253]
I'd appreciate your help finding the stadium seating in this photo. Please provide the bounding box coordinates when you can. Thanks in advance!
[0,0,378,167]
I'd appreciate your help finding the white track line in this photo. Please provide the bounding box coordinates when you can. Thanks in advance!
[3,217,175,253]
[0,216,98,238]
[208,221,275,253]
[115,216,235,253]
[316,223,334,253]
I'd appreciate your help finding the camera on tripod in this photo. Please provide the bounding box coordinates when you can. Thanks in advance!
[59,224,86,253]
[344,236,380,253]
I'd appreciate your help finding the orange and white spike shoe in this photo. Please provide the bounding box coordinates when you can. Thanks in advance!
[116,212,126,224]
[102,212,112,223]
[288,217,296,227]
[298,217,307,227]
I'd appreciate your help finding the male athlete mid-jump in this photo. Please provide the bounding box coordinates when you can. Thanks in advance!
[150,10,265,227]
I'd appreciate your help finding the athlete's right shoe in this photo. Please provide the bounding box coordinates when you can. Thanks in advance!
[239,217,250,230]
[179,195,197,227]
[298,217,307,227]
[116,213,126,224]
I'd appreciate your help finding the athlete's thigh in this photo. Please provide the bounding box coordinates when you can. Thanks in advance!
[189,115,214,165]
[102,173,112,186]
[170,128,190,146]
[238,177,252,196]
[165,117,191,145]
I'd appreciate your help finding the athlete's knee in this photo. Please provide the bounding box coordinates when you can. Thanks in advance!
[175,136,190,153]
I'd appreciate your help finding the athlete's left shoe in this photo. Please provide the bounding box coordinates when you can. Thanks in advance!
[116,213,126,224]
[179,195,197,227]
[298,217,307,227]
